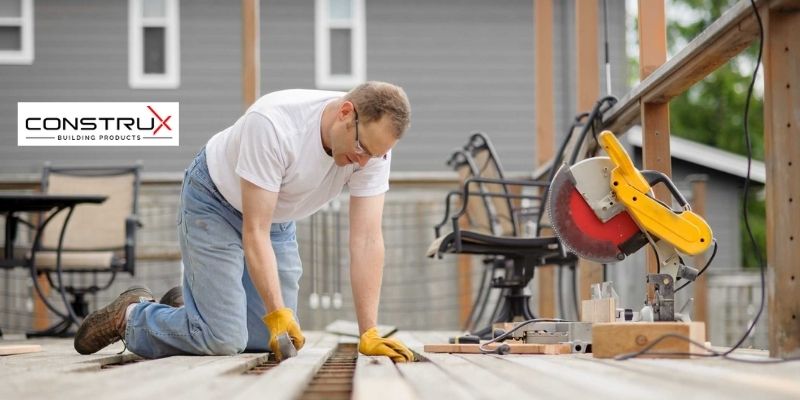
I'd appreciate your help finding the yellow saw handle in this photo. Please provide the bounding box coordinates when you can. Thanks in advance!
[599,130,712,255]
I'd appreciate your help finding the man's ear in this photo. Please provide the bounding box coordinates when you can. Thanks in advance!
[339,100,354,119]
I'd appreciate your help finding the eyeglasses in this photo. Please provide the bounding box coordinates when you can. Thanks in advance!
[352,108,383,159]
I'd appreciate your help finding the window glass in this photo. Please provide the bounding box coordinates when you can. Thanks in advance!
[330,28,352,75]
[142,0,166,18]
[328,0,351,20]
[143,27,166,74]
[0,26,21,51]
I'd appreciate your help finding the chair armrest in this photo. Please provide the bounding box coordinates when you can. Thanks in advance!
[434,190,464,238]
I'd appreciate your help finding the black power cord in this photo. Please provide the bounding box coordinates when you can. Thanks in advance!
[619,0,799,363]
[675,239,718,292]
[723,0,765,358]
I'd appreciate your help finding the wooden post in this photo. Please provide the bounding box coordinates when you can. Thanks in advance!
[763,3,800,359]
[575,0,604,306]
[535,0,556,318]
[242,0,260,108]
[689,175,709,336]
[638,0,670,301]
[458,203,472,327]
[458,252,472,327]
[32,276,50,330]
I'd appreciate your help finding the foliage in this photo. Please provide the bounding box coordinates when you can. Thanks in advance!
[665,0,766,268]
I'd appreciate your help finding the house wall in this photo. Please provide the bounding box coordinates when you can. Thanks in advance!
[0,0,242,175]
[0,0,628,175]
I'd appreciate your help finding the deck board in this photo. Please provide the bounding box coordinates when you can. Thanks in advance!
[1,331,798,400]
[352,356,418,400]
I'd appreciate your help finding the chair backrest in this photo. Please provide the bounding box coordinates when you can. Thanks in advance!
[447,149,496,235]
[464,132,518,237]
[40,165,141,251]
[536,96,619,235]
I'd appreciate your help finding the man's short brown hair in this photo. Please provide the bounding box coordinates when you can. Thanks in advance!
[344,81,410,138]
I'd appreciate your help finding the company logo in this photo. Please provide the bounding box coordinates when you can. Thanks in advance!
[18,102,179,146]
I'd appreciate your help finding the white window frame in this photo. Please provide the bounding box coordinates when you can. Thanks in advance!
[128,0,180,89]
[315,0,365,90]
[0,0,34,64]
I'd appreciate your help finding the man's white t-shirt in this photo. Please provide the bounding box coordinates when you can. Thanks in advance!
[205,89,391,223]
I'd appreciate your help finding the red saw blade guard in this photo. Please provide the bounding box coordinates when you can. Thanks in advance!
[549,165,643,262]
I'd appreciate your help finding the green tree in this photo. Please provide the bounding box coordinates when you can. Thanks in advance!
[666,0,766,268]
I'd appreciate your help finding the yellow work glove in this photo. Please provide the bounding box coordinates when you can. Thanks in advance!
[358,327,415,363]
[262,308,306,360]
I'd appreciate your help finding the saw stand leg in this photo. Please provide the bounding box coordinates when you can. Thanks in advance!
[646,273,675,321]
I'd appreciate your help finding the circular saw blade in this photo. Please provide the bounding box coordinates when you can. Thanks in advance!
[548,162,641,263]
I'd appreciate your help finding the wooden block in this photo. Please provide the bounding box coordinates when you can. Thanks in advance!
[0,344,43,356]
[592,322,707,359]
[423,342,572,355]
[581,298,616,323]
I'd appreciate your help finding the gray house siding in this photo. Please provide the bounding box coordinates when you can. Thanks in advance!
[0,0,242,175]
[0,0,628,175]
[260,0,315,92]
[233,0,631,174]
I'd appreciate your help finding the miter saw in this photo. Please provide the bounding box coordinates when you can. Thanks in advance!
[548,130,714,322]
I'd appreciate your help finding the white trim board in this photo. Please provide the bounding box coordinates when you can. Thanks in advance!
[0,0,34,65]
[128,0,180,89]
[315,0,366,90]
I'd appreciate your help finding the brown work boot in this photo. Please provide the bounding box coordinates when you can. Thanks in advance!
[74,285,154,355]
[159,286,184,308]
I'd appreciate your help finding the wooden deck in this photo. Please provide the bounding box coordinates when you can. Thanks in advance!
[1,331,799,400]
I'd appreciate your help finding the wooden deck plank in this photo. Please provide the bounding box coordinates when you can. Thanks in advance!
[144,331,331,400]
[420,352,537,399]
[396,362,479,400]
[231,333,339,400]
[2,332,326,400]
[3,333,800,399]
[352,356,418,400]
[616,358,800,398]
[6,353,260,399]
[457,354,608,400]
[0,339,132,376]
[503,354,692,399]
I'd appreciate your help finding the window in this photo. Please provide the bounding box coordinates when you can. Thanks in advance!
[128,0,180,88]
[315,0,365,90]
[0,0,33,64]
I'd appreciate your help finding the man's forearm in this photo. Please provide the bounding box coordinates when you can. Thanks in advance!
[243,230,284,313]
[350,234,384,335]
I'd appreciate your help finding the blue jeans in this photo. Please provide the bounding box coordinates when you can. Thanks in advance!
[124,148,303,358]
